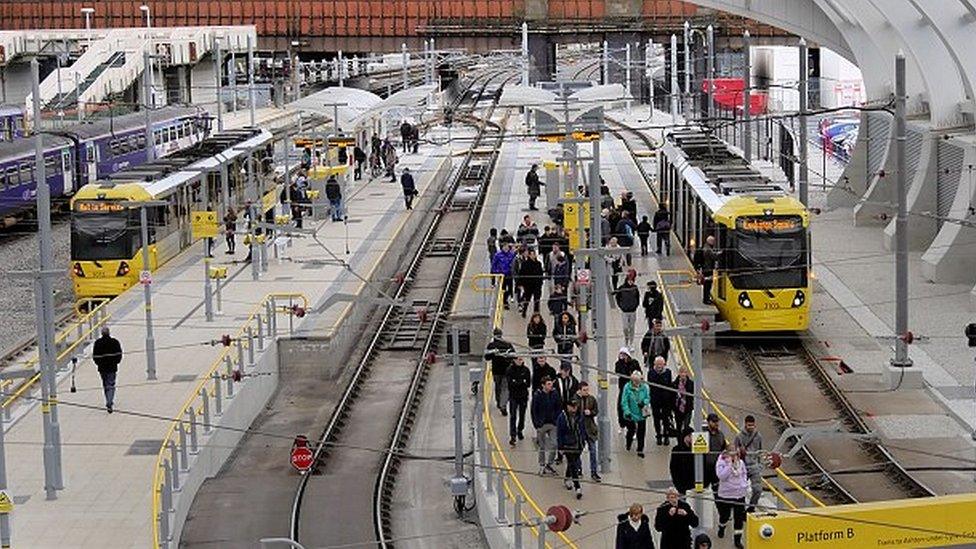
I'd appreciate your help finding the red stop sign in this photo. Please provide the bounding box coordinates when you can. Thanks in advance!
[291,447,314,472]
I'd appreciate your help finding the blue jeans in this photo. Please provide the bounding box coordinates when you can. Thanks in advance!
[99,370,117,407]
[585,438,598,475]
[329,198,343,220]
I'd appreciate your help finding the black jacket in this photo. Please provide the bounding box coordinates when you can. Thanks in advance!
[548,291,568,318]
[672,377,694,417]
[636,220,652,238]
[654,500,699,548]
[400,172,416,195]
[507,363,532,402]
[538,233,557,257]
[532,362,558,393]
[614,357,641,391]
[646,366,674,405]
[520,257,544,290]
[615,513,654,549]
[552,321,577,352]
[615,217,636,247]
[641,331,671,365]
[525,170,543,196]
[484,337,515,377]
[555,374,579,404]
[551,260,571,289]
[530,389,561,428]
[615,281,640,313]
[325,179,341,201]
[93,335,123,373]
[526,319,547,349]
[669,440,696,494]
[643,288,664,321]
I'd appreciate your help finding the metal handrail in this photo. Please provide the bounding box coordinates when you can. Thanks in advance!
[150,292,308,549]
[1,298,112,411]
[656,271,826,509]
[473,274,576,548]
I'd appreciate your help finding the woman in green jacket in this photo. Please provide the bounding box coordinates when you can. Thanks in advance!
[621,370,650,457]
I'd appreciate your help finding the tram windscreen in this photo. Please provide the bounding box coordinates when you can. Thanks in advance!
[71,211,138,261]
[730,216,807,289]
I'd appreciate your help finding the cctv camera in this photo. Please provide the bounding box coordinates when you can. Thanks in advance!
[759,524,775,539]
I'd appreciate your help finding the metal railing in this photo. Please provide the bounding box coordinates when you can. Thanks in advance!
[656,270,826,510]
[150,292,308,549]
[472,274,577,549]
[0,298,112,420]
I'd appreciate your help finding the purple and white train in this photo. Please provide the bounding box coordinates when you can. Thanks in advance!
[0,106,210,225]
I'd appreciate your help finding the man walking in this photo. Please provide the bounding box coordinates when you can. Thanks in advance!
[615,272,641,348]
[531,377,561,476]
[92,327,123,413]
[642,280,664,327]
[400,167,418,210]
[640,319,671,366]
[484,328,514,416]
[647,356,674,446]
[556,399,585,499]
[734,415,765,512]
[525,164,543,211]
[325,175,343,222]
[507,356,532,446]
[652,203,672,255]
[575,382,602,481]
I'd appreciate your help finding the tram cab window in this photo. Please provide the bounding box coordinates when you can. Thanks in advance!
[728,216,807,290]
[4,167,16,188]
[18,162,33,185]
[71,207,140,261]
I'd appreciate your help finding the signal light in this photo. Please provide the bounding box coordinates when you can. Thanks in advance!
[116,261,130,277]
[73,263,85,277]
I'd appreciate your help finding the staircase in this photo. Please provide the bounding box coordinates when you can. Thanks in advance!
[44,52,126,112]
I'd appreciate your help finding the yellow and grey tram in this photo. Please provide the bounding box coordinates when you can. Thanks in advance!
[70,128,276,298]
[659,128,811,332]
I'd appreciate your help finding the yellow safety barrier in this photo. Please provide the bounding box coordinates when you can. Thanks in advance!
[472,274,576,549]
[656,270,826,510]
[1,298,112,412]
[150,293,308,549]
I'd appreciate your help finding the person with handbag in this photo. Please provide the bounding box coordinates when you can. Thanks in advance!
[621,370,651,458]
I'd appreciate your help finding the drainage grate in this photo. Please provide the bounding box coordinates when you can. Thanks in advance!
[126,439,166,455]
[170,374,198,383]
[12,496,29,505]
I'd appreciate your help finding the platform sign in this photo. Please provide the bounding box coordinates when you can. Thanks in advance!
[691,432,708,454]
[747,493,976,548]
[291,446,314,473]
[191,210,219,239]
[563,200,591,251]
[139,270,152,286]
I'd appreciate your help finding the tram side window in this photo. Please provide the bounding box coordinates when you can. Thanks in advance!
[5,167,16,188]
[137,135,146,150]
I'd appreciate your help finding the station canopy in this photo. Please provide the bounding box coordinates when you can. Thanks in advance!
[499,83,631,124]
[291,87,383,130]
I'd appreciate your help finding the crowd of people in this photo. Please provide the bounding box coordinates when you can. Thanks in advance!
[483,166,763,548]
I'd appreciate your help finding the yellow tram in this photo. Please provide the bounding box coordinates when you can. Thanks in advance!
[658,128,811,332]
[70,129,276,298]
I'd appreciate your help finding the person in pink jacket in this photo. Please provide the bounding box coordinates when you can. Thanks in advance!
[715,448,748,548]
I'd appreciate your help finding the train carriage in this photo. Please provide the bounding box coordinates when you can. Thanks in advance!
[659,127,811,332]
[0,107,208,225]
[70,128,275,299]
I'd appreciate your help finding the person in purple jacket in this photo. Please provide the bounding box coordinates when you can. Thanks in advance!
[490,242,516,308]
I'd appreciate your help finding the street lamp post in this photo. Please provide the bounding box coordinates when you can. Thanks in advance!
[81,7,95,49]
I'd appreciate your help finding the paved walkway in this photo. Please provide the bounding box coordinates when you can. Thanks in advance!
[5,139,446,547]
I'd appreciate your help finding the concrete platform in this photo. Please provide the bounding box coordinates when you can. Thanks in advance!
[4,136,449,548]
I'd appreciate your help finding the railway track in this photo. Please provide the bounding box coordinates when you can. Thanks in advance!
[738,342,936,503]
[288,68,517,549]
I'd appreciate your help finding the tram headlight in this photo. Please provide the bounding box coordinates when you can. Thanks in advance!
[116,261,130,277]
[738,291,753,309]
[792,290,805,308]
[72,263,84,277]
